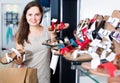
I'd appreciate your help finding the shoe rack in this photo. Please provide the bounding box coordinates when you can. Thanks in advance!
[50,0,80,83]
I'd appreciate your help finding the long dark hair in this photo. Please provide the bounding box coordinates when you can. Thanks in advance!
[16,1,43,46]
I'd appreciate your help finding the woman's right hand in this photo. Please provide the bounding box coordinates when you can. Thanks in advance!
[13,56,23,65]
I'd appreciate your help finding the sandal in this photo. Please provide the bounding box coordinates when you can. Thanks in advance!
[109,31,120,43]
[97,62,117,77]
[42,38,59,47]
[98,28,112,41]
[60,45,75,55]
[107,16,119,27]
[88,14,99,29]
[75,28,91,50]
[91,15,104,40]
[0,48,25,64]
[52,45,75,56]
[48,18,69,32]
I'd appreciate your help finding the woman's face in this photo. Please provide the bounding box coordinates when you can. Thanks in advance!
[26,6,42,26]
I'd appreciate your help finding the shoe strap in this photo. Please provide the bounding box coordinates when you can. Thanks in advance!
[11,48,21,57]
[107,17,119,27]
[51,18,58,31]
[5,53,13,63]
[58,22,65,30]
[98,62,117,77]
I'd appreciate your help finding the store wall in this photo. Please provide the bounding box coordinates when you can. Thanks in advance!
[80,0,120,19]
[0,0,33,50]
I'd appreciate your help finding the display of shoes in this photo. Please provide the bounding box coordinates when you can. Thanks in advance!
[42,10,120,81]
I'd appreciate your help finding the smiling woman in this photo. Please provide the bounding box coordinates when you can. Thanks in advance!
[15,1,52,83]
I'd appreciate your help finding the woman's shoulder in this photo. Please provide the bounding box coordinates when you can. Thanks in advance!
[41,25,50,33]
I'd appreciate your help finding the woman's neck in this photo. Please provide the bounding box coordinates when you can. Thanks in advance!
[29,25,43,36]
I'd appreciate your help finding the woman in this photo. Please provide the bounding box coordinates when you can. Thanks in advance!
[15,1,52,83]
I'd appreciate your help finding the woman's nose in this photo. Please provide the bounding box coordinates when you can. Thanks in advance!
[31,15,36,19]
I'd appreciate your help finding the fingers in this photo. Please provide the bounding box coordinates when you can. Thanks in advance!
[13,56,23,65]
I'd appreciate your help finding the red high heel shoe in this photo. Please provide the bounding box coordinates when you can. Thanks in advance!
[51,45,75,56]
[48,18,69,32]
[60,45,74,55]
[75,27,91,50]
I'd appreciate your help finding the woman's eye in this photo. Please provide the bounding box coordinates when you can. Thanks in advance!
[28,14,32,16]
[36,13,40,16]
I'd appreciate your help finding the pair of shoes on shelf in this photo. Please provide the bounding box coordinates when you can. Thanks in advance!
[90,15,104,40]
[42,38,59,47]
[75,27,91,50]
[52,45,75,56]
[59,45,75,55]
[48,18,69,32]
[64,37,78,47]
[42,37,77,49]
[0,48,25,64]
[75,39,91,50]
